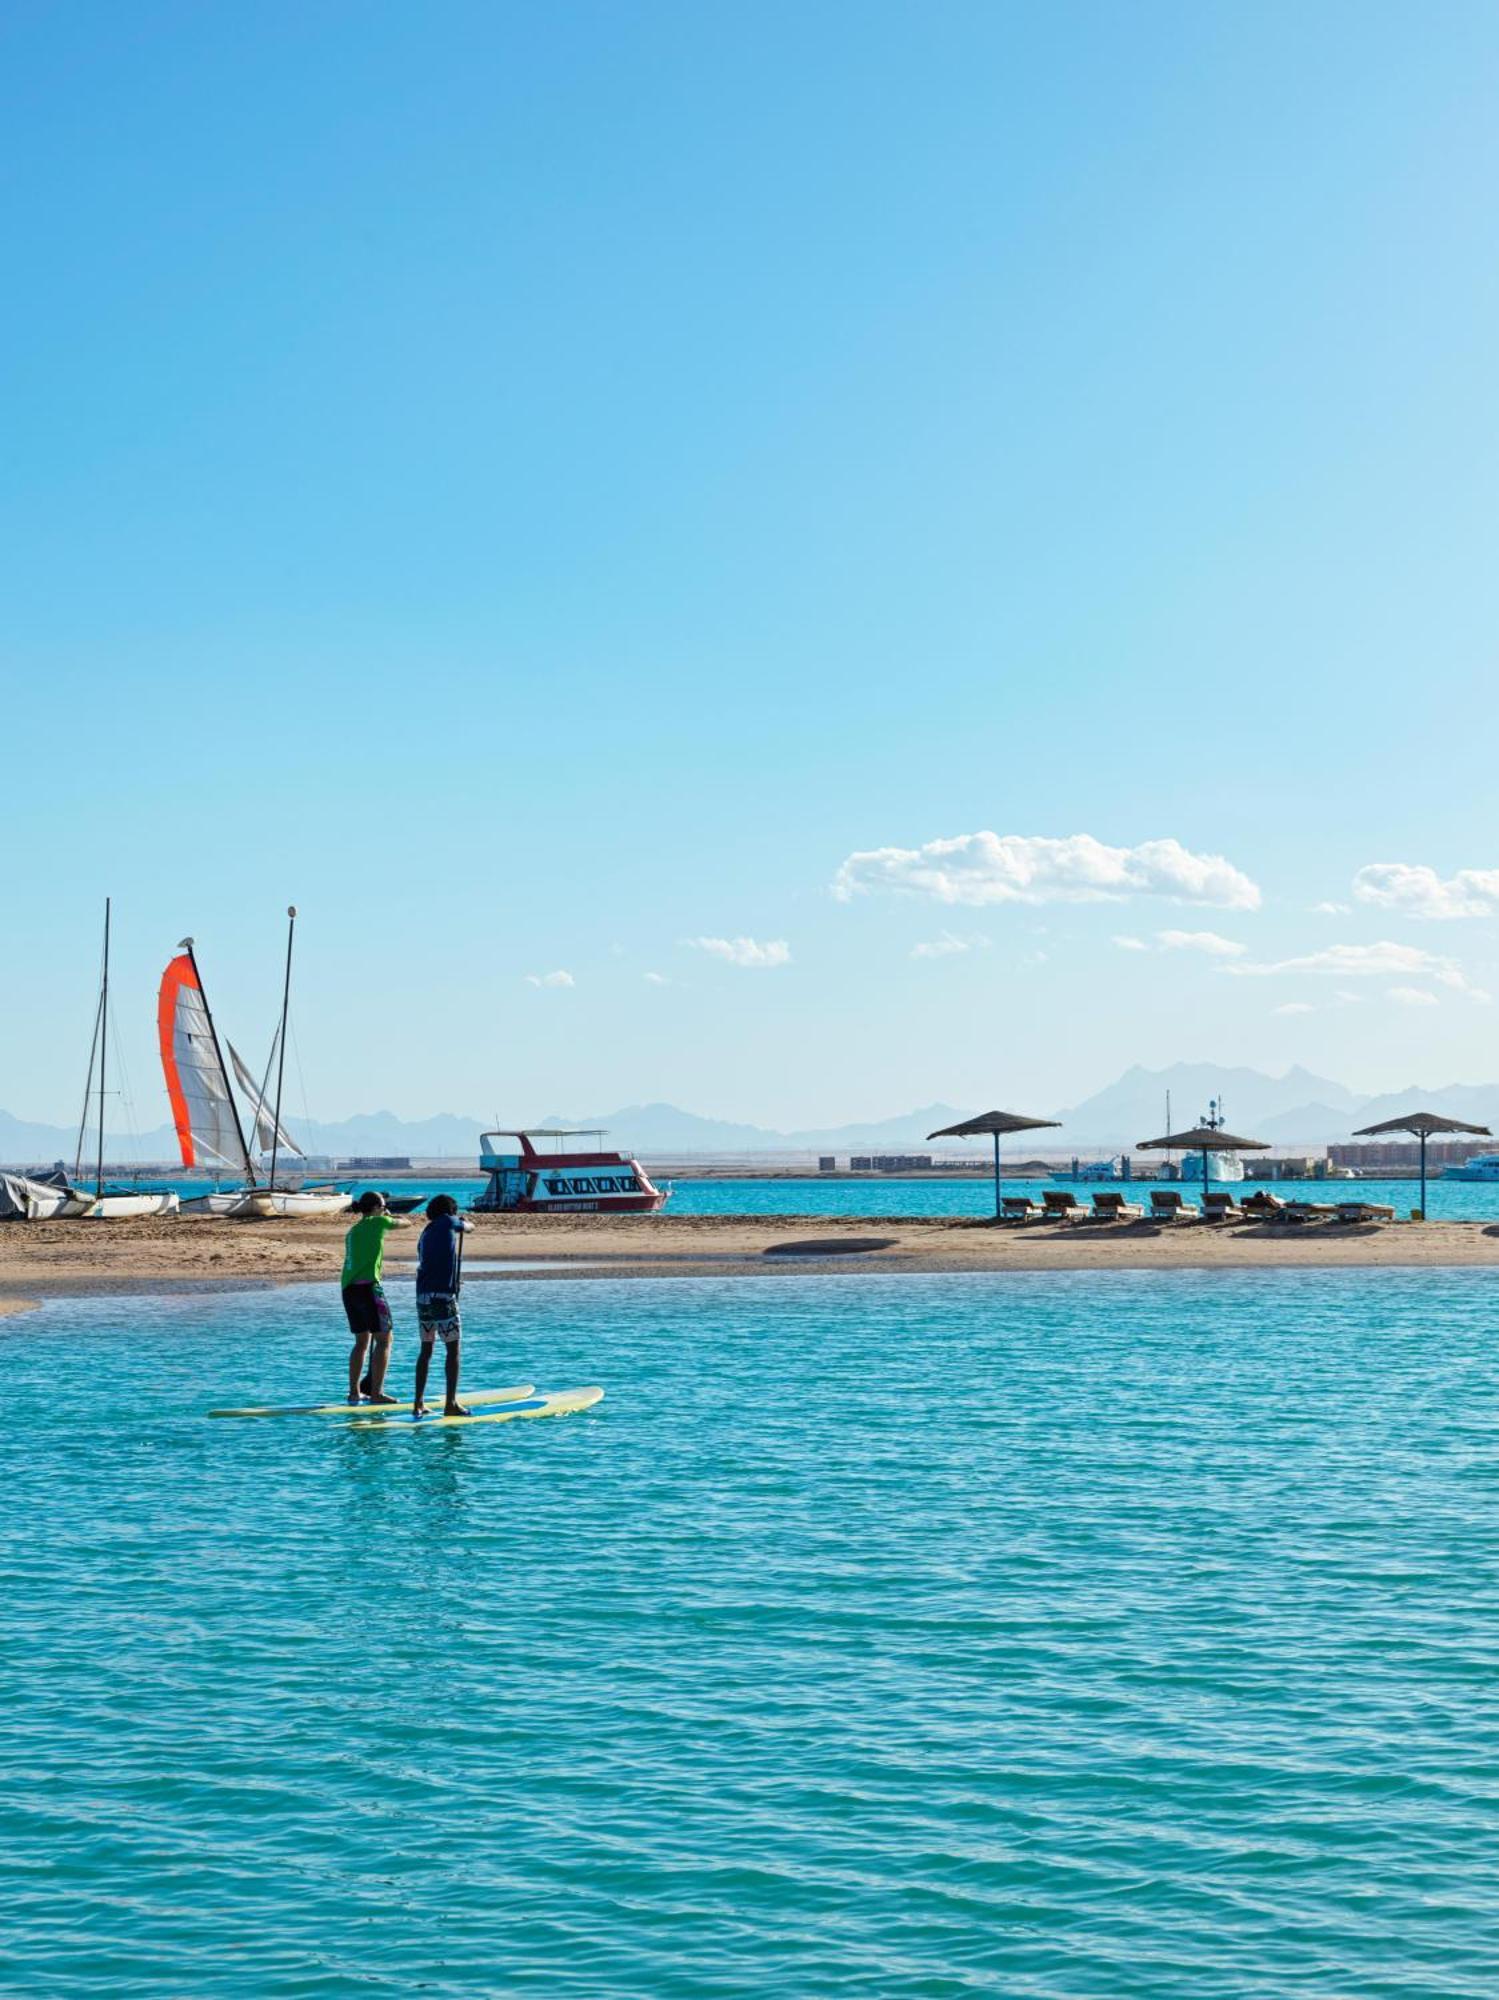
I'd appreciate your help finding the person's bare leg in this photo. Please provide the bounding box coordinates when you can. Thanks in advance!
[348,1333,370,1403]
[365,1331,397,1403]
[413,1341,433,1417]
[444,1338,469,1418]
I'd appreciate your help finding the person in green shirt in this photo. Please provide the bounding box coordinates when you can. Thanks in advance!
[341,1191,409,1404]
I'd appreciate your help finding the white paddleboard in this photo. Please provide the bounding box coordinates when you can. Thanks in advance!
[210,1385,537,1420]
[349,1386,604,1429]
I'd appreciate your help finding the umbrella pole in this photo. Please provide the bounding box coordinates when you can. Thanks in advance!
[993,1130,1002,1221]
[1202,1146,1211,1199]
[1420,1132,1428,1221]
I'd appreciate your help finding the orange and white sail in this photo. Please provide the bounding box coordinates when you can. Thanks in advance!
[157,944,253,1173]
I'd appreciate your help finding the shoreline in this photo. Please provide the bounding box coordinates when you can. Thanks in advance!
[4,1210,1499,1314]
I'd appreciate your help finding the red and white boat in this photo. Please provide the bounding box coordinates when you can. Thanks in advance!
[474,1130,669,1214]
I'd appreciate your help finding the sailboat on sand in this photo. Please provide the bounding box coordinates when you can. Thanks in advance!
[158,909,347,1219]
[3,902,181,1220]
[63,900,182,1218]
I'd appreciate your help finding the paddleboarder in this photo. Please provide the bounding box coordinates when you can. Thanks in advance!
[413,1193,471,1417]
[342,1190,408,1404]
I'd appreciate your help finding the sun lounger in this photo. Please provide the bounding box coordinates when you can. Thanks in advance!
[1331,1201,1396,1225]
[1241,1190,1286,1218]
[1090,1191,1144,1222]
[1149,1190,1199,1221]
[1201,1191,1245,1223]
[1274,1201,1338,1225]
[999,1196,1042,1224]
[1041,1190,1085,1222]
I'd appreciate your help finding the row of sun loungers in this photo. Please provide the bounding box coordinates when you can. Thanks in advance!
[998,1190,1398,1227]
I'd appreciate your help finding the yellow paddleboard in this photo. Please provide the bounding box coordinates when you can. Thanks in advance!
[348,1386,604,1429]
[210,1385,536,1419]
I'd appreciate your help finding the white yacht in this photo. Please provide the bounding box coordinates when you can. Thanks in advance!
[1444,1152,1499,1181]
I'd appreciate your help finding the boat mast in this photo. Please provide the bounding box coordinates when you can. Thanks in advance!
[268,906,296,1192]
[74,910,107,1186]
[183,937,256,1186]
[97,896,110,1198]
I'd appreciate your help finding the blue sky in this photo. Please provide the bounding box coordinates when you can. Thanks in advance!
[4,1,1499,1133]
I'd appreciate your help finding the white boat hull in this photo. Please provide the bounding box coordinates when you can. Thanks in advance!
[67,1192,181,1220]
[226,1188,349,1219]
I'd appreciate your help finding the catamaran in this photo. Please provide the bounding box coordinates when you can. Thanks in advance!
[62,900,181,1218]
[3,903,180,1220]
[158,909,347,1219]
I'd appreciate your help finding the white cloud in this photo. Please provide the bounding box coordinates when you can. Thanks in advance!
[1388,986,1439,1007]
[644,971,669,985]
[525,970,574,988]
[1230,940,1484,996]
[1155,929,1248,958]
[691,936,791,968]
[833,831,1261,910]
[1311,901,1350,916]
[910,930,988,959]
[1113,929,1246,957]
[1273,1002,1315,1016]
[1352,862,1499,920]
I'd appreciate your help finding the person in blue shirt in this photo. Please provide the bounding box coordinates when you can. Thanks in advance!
[413,1193,471,1417]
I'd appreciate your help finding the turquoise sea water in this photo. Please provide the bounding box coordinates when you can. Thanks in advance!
[5,1269,1499,1995]
[161,1173,1499,1221]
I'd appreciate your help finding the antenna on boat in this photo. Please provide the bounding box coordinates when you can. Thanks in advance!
[266,907,297,1193]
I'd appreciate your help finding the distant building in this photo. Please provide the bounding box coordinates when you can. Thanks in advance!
[850,1154,933,1172]
[341,1156,412,1171]
[1328,1139,1487,1173]
[818,1156,836,1172]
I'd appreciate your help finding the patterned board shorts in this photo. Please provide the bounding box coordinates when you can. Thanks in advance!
[342,1281,392,1338]
[417,1292,462,1346]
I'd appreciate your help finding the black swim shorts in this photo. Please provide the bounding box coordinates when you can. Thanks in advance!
[342,1282,392,1338]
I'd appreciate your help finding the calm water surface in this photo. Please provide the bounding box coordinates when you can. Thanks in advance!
[5,1269,1499,1995]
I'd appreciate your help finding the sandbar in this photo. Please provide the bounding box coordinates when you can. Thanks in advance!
[2,1208,1498,1313]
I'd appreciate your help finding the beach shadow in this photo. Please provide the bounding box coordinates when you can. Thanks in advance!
[763,1237,900,1258]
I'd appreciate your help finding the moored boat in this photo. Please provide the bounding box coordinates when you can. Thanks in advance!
[474,1130,668,1214]
[56,901,181,1220]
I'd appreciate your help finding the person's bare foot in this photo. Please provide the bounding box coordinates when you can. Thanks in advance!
[365,1391,399,1406]
[444,1402,471,1418]
[412,1401,428,1419]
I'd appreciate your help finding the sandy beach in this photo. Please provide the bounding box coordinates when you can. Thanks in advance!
[3,1207,1498,1315]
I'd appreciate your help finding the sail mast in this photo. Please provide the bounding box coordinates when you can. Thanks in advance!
[268,906,296,1192]
[184,938,255,1185]
[97,897,111,1198]
[74,962,105,1182]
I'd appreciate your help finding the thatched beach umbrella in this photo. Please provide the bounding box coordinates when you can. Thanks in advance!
[927,1109,1062,1219]
[1137,1122,1268,1196]
[1350,1111,1491,1220]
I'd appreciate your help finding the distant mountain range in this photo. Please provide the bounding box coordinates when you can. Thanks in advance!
[4,1066,1497,1166]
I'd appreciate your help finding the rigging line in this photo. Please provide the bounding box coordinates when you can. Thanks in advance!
[254,1017,281,1155]
[107,997,144,1175]
[288,1012,316,1147]
[74,986,105,1179]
